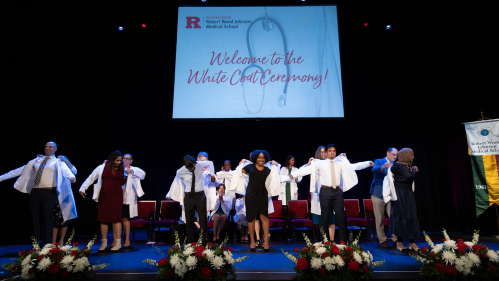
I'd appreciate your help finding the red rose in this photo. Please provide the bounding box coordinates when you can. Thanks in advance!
[457,239,464,243]
[324,241,331,245]
[28,268,34,275]
[174,245,179,250]
[444,265,457,276]
[72,242,78,246]
[196,245,205,252]
[340,241,346,245]
[318,267,325,275]
[49,248,61,254]
[53,243,60,246]
[342,256,347,261]
[422,246,427,252]
[48,263,60,275]
[218,268,225,276]
[195,251,203,258]
[20,250,27,258]
[297,258,308,271]
[322,252,328,258]
[348,261,359,271]
[71,250,78,256]
[346,246,353,252]
[436,264,444,272]
[208,242,214,246]
[457,247,465,253]
[294,247,300,252]
[302,248,308,253]
[38,254,45,261]
[221,246,226,252]
[472,245,480,251]
[61,272,69,279]
[363,266,368,273]
[166,270,173,278]
[228,247,233,253]
[201,267,212,277]
[191,242,197,246]
[158,258,168,267]
[331,245,340,255]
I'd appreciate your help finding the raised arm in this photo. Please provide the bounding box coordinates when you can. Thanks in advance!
[372,159,390,176]
[349,160,374,171]
[290,164,314,179]
[0,165,27,182]
[60,161,76,182]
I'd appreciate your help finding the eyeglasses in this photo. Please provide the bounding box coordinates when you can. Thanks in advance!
[124,158,133,160]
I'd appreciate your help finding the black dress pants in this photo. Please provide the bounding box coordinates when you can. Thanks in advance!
[29,188,57,244]
[184,191,207,244]
[320,187,346,242]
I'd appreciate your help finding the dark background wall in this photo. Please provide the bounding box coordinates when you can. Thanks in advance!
[1,0,497,243]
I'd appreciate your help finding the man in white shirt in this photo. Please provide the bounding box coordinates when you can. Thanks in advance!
[290,144,373,242]
[0,142,76,244]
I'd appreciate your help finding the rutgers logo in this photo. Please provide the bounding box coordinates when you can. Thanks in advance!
[186,17,201,28]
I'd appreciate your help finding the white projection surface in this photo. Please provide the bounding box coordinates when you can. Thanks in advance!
[173,6,344,118]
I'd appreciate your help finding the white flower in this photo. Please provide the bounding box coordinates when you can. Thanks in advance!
[183,247,194,256]
[202,249,215,260]
[174,262,186,278]
[80,257,90,266]
[353,252,363,264]
[21,266,32,279]
[61,255,74,266]
[323,257,334,265]
[170,254,181,268]
[362,252,370,262]
[463,266,471,275]
[444,240,457,250]
[464,242,475,248]
[467,252,480,267]
[442,251,457,265]
[367,251,373,262]
[315,247,326,256]
[185,256,197,269]
[226,257,236,264]
[223,251,233,258]
[211,256,225,269]
[37,257,51,271]
[21,255,32,266]
[43,243,54,249]
[325,263,336,271]
[39,248,50,256]
[336,244,346,250]
[432,244,443,254]
[313,242,323,248]
[61,245,71,252]
[74,258,89,272]
[333,255,344,267]
[487,250,499,262]
[455,258,465,269]
[310,257,322,270]
[85,240,94,250]
[463,258,473,269]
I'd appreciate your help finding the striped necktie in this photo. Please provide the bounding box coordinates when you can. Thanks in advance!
[34,156,50,186]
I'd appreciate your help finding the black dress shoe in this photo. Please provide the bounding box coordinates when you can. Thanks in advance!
[122,245,131,249]
[250,248,256,251]
[264,248,269,252]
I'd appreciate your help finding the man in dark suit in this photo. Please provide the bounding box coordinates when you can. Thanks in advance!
[370,148,398,248]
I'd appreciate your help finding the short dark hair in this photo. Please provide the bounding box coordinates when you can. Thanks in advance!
[224,160,231,165]
[217,183,226,191]
[285,155,294,167]
[197,152,208,159]
[124,153,134,160]
[326,144,337,151]
[183,155,196,169]
[387,147,397,153]
[250,150,271,163]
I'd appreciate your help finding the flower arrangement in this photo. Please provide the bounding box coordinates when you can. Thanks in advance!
[410,229,499,280]
[282,230,385,280]
[143,229,248,280]
[2,229,108,280]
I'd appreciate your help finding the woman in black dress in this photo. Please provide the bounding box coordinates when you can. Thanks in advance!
[389,148,421,251]
[242,150,273,252]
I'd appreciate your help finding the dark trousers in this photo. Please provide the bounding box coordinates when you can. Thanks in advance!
[29,188,57,243]
[184,191,207,244]
[320,187,346,242]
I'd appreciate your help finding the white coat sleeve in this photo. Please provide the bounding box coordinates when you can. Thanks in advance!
[349,161,372,171]
[0,165,26,182]
[60,161,76,179]
[265,165,281,197]
[382,168,397,203]
[131,167,146,180]
[79,166,101,192]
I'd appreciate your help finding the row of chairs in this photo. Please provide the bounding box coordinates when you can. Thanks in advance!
[128,198,388,242]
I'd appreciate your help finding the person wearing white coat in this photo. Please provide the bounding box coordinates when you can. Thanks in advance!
[120,153,145,248]
[0,142,76,244]
[234,196,249,242]
[279,155,302,205]
[208,184,231,243]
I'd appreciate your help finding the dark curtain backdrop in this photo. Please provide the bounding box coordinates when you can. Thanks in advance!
[1,0,497,243]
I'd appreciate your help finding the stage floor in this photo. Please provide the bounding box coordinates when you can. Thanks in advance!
[2,230,498,281]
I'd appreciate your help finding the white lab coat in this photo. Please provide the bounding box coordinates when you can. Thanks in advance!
[123,166,146,218]
[234,198,247,227]
[382,167,415,203]
[0,157,77,222]
[208,194,232,220]
[278,166,302,204]
[216,170,236,209]
[80,164,127,203]
[229,163,280,214]
[202,168,218,211]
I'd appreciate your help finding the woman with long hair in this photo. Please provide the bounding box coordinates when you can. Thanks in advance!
[279,155,302,205]
[79,151,128,252]
[234,150,280,252]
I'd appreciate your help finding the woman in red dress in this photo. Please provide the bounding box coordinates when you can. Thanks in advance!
[98,151,127,252]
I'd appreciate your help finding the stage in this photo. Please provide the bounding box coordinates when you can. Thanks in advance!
[2,229,498,280]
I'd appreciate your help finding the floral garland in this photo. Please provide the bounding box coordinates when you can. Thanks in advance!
[282,229,385,280]
[410,229,499,280]
[2,229,108,280]
[143,229,248,280]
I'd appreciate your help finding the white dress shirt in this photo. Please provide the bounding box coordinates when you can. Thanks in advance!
[33,155,58,188]
[292,159,342,188]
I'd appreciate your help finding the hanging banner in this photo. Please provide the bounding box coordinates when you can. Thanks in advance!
[464,119,499,217]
